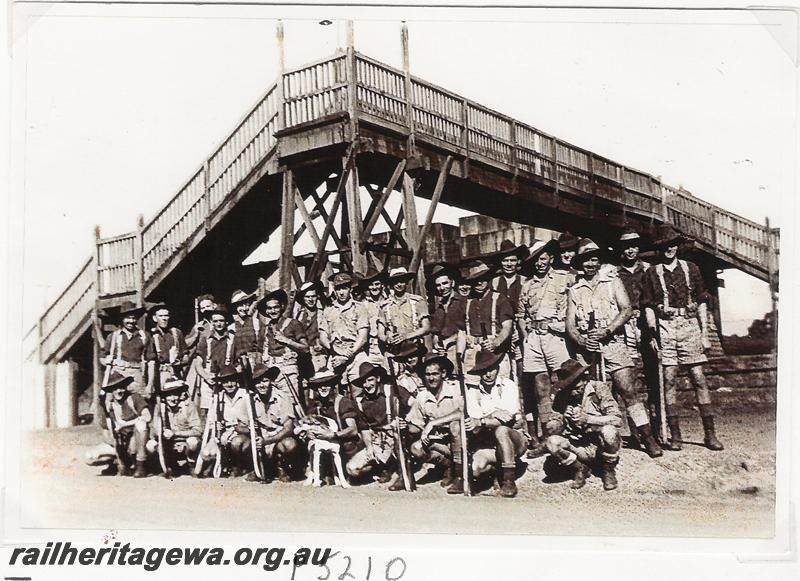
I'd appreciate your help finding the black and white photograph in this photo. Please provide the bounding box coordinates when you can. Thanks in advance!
[2,2,797,580]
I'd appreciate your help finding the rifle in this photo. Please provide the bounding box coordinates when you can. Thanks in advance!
[239,356,265,481]
[454,355,473,497]
[101,365,129,471]
[152,370,173,478]
[649,338,669,444]
[281,371,307,420]
[386,356,416,492]
[587,311,606,382]
[212,380,226,478]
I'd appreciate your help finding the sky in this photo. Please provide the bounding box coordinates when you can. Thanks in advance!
[11,4,795,336]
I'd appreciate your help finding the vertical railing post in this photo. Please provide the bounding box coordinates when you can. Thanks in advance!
[765,216,778,353]
[460,98,469,151]
[401,22,415,155]
[276,20,286,132]
[92,225,103,424]
[134,214,145,307]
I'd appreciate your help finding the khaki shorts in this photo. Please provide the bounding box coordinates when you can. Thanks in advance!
[659,316,707,366]
[522,331,570,374]
[576,336,634,374]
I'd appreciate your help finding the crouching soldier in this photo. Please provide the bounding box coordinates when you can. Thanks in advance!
[197,368,251,478]
[388,340,427,415]
[147,377,202,475]
[246,363,301,482]
[463,350,528,498]
[401,353,464,491]
[346,363,396,483]
[85,371,152,477]
[545,359,623,491]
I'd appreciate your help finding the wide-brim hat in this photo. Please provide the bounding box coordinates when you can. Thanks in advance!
[429,263,456,281]
[297,280,322,295]
[390,340,428,361]
[462,261,494,283]
[355,267,386,289]
[495,239,528,260]
[215,366,240,383]
[101,371,135,393]
[205,304,230,320]
[552,359,591,392]
[558,232,580,251]
[467,349,506,375]
[386,266,416,283]
[614,228,646,250]
[161,376,189,395]
[521,239,559,267]
[116,301,147,320]
[573,238,602,264]
[230,289,257,306]
[147,302,169,319]
[652,224,690,248]
[351,361,385,385]
[257,289,289,312]
[252,363,281,383]
[328,271,355,288]
[307,368,341,387]
[416,352,454,377]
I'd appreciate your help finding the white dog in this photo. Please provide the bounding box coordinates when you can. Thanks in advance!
[294,416,350,488]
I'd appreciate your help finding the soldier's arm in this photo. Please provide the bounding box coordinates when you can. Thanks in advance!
[605,278,633,337]
[175,404,203,438]
[490,319,513,351]
[586,384,623,429]
[565,294,584,346]
[263,419,295,445]
[352,326,369,355]
[404,315,431,342]
[317,314,332,351]
[193,355,213,382]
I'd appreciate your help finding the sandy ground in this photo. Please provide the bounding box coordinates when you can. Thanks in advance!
[19,408,775,538]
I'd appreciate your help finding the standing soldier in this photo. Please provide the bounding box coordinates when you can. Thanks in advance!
[544,359,623,491]
[491,240,528,309]
[184,294,217,352]
[230,290,262,368]
[146,376,202,475]
[85,372,152,477]
[456,261,515,386]
[428,264,464,369]
[101,301,154,401]
[566,238,663,458]
[377,267,431,349]
[318,271,370,388]
[357,267,389,366]
[464,350,529,498]
[192,306,240,425]
[148,303,187,387]
[642,225,724,451]
[516,239,574,457]
[555,232,580,273]
[257,289,308,407]
[294,281,327,374]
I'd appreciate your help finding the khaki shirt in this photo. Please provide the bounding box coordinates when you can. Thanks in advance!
[406,380,463,429]
[379,293,429,338]
[253,390,296,436]
[569,270,624,334]
[465,377,520,420]
[517,268,575,329]
[319,299,369,355]
[156,399,202,439]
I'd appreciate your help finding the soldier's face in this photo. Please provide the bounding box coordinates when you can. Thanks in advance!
[361,374,380,394]
[405,355,420,370]
[154,309,170,328]
[480,366,500,385]
[236,302,251,317]
[472,279,489,295]
[222,380,239,395]
[302,290,318,308]
[334,285,351,303]
[535,252,552,275]
[561,249,575,266]
[211,315,227,332]
[501,255,519,275]
[582,256,600,276]
[663,244,678,261]
[166,393,181,407]
[434,275,453,297]
[424,363,444,390]
[622,244,640,262]
[368,280,384,298]
[570,377,587,398]
[113,387,127,401]
[317,384,333,399]
[264,299,283,321]
[457,283,471,297]
[392,280,407,294]
[255,378,272,396]
[199,299,215,313]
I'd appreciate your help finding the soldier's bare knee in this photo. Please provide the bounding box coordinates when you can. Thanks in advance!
[545,435,565,455]
[600,425,619,445]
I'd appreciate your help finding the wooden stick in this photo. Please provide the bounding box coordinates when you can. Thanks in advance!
[361,159,407,247]
[409,156,452,273]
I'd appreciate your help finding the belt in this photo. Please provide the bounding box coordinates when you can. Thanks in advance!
[158,363,174,372]
[529,320,552,331]
[112,360,142,370]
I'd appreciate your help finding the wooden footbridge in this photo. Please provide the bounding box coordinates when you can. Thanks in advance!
[23,29,779,425]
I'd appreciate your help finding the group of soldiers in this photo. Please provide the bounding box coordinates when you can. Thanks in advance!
[86,223,724,497]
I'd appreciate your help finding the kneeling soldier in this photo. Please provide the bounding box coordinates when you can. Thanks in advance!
[346,363,396,483]
[147,377,202,475]
[464,350,528,498]
[86,371,152,477]
[545,359,623,491]
[403,353,464,491]
[246,363,301,482]
[198,367,251,477]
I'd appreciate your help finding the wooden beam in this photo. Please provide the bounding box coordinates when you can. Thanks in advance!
[345,163,367,274]
[279,169,295,290]
[361,158,407,247]
[308,185,345,250]
[308,144,357,279]
[295,187,333,281]
[409,156,452,273]
[402,174,428,299]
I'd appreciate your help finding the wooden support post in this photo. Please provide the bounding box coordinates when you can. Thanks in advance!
[279,169,295,291]
[361,158,407,249]
[345,161,366,275]
[409,156,452,274]
[402,174,428,301]
[276,20,286,132]
[92,225,102,423]
[401,22,415,155]
[135,214,145,307]
[295,187,333,281]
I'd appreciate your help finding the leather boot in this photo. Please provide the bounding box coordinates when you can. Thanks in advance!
[133,460,148,479]
[439,460,455,488]
[664,416,683,451]
[498,467,518,498]
[570,461,591,489]
[276,457,292,482]
[388,474,405,491]
[637,424,664,458]
[701,414,724,451]
[446,463,465,494]
[601,457,618,491]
